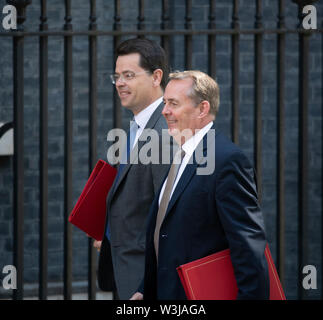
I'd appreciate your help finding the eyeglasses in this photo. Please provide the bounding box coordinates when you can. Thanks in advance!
[110,71,150,84]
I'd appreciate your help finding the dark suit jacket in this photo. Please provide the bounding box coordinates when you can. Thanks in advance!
[142,124,269,300]
[98,102,172,299]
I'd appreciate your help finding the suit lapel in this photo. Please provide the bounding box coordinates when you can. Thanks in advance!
[107,102,165,206]
[164,160,197,218]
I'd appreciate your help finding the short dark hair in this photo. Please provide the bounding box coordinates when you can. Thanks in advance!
[116,38,169,90]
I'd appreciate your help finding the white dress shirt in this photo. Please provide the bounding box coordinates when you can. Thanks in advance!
[158,121,213,205]
[131,96,163,150]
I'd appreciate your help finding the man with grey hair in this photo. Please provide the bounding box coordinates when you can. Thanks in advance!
[132,70,269,300]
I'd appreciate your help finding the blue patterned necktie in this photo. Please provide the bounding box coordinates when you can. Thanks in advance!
[106,119,139,241]
[115,119,139,180]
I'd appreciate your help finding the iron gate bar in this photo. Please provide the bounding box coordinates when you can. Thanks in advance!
[63,0,73,301]
[231,0,240,145]
[296,4,310,300]
[1,29,322,38]
[138,0,145,37]
[8,0,32,301]
[12,12,24,303]
[88,0,98,301]
[276,0,286,287]
[39,0,49,300]
[161,0,171,67]
[111,1,122,297]
[208,0,216,79]
[113,0,122,130]
[185,0,193,69]
[254,0,263,203]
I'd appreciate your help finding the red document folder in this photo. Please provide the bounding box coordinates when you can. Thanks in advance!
[177,244,286,300]
[68,160,117,241]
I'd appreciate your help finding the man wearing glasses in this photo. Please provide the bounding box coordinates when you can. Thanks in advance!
[95,38,171,300]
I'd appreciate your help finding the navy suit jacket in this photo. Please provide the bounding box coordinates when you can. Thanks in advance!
[142,124,269,300]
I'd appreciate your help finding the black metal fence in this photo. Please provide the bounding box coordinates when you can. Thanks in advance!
[0,0,322,300]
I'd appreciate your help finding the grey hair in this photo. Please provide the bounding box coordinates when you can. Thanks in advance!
[168,70,220,117]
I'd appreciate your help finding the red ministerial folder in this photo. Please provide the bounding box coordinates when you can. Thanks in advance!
[68,160,117,241]
[177,244,286,300]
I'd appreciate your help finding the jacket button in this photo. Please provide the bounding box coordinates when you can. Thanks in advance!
[161,234,167,238]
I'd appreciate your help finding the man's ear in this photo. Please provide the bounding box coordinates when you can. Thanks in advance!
[152,69,163,87]
[198,101,211,118]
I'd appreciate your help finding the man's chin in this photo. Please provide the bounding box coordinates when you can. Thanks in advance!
[168,127,194,145]
[168,127,178,136]
[167,128,182,145]
[120,100,133,110]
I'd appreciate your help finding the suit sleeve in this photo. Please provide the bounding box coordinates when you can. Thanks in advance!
[215,151,270,299]
[137,278,144,295]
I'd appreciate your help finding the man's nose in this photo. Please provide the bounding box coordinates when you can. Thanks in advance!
[162,104,170,116]
[116,78,125,86]
[115,75,127,86]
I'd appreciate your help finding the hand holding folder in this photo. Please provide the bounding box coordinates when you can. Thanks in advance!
[177,244,286,300]
[68,160,117,241]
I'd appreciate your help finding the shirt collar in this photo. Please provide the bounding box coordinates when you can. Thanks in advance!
[133,96,163,129]
[181,121,213,157]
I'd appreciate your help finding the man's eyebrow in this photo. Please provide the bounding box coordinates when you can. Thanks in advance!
[164,98,178,103]
[114,70,135,75]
